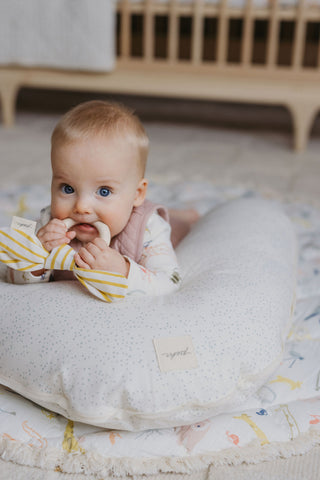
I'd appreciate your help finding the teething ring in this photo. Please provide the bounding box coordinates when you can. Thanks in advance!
[63,218,111,246]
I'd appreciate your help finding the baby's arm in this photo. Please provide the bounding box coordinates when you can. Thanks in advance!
[74,213,180,299]
[126,213,181,296]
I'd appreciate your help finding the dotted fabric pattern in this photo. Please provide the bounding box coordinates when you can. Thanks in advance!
[0,198,297,431]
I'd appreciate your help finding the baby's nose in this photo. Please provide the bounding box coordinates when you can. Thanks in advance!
[74,195,92,214]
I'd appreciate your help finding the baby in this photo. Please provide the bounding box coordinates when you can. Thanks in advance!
[8,100,197,299]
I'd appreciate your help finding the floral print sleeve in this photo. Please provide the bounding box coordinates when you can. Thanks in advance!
[125,213,181,296]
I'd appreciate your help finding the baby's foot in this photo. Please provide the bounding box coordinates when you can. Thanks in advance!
[169,208,200,225]
[169,208,200,248]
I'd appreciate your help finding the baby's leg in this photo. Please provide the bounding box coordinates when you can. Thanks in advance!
[169,208,200,248]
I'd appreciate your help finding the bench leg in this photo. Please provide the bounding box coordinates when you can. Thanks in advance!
[0,82,19,127]
[287,101,319,152]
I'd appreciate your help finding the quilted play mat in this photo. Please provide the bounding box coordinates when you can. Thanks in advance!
[0,182,320,477]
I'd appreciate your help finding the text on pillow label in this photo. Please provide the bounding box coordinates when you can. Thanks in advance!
[153,335,198,372]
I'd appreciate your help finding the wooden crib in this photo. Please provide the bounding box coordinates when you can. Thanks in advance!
[0,0,319,150]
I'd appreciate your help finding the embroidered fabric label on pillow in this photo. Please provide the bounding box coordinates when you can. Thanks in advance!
[11,216,37,235]
[153,335,198,372]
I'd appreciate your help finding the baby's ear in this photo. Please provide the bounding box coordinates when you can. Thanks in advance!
[133,178,148,207]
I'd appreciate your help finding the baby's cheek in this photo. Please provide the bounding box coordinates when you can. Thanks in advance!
[51,205,68,221]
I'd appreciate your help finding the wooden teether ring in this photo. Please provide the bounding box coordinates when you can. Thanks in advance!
[62,218,111,246]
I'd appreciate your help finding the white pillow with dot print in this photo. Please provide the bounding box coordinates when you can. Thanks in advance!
[0,198,297,431]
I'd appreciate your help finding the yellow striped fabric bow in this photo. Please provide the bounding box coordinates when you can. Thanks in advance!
[0,227,128,302]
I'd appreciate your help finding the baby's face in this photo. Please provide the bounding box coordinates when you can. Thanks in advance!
[51,134,147,244]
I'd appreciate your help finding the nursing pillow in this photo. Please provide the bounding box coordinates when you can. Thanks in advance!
[0,198,297,431]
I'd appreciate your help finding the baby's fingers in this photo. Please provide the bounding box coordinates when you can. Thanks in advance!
[74,252,91,270]
[41,237,71,252]
[38,230,70,244]
[75,243,102,269]
[66,230,76,240]
[37,221,65,239]
[37,219,73,252]
[39,218,67,233]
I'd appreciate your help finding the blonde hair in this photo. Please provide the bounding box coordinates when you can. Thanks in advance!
[51,100,149,175]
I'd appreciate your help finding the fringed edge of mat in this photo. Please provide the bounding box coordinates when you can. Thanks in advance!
[1,427,320,478]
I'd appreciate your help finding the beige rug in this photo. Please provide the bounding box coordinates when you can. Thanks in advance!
[1,444,320,480]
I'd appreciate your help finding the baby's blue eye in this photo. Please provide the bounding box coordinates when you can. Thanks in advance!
[62,184,74,194]
[98,187,110,197]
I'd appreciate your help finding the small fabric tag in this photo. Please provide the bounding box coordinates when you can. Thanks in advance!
[153,335,198,373]
[11,216,37,235]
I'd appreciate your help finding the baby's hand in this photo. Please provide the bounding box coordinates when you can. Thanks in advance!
[37,218,76,252]
[75,238,130,277]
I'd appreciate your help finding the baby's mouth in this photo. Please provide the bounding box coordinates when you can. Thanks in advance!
[73,223,98,234]
[63,218,111,245]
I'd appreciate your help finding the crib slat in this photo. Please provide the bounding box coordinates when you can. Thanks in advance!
[192,0,204,64]
[241,0,254,66]
[292,0,307,70]
[168,0,179,63]
[217,0,229,66]
[144,0,154,62]
[266,0,280,68]
[119,0,131,59]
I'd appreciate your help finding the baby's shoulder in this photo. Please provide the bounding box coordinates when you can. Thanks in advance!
[144,212,171,242]
[147,211,170,228]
